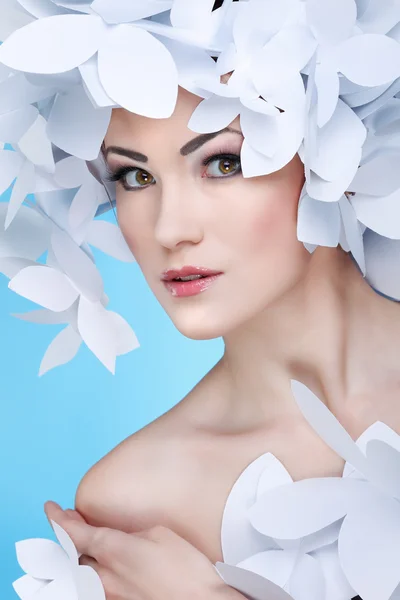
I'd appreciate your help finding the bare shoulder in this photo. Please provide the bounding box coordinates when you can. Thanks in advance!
[74,364,224,535]
[75,406,191,532]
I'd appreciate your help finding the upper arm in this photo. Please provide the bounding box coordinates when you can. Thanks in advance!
[74,437,160,533]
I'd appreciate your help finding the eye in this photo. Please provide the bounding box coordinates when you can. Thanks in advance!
[105,166,156,191]
[203,153,242,179]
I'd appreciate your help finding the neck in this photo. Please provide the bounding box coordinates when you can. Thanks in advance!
[220,247,400,427]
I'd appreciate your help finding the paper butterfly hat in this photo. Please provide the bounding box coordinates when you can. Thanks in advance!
[0,0,400,374]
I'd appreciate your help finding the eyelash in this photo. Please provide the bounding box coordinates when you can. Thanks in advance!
[104,152,242,192]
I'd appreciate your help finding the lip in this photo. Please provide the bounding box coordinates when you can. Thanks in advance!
[161,266,223,281]
[163,273,223,297]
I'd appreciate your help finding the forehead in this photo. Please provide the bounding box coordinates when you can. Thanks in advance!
[104,87,204,148]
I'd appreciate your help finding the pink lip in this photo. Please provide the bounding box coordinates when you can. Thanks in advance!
[161,266,223,281]
[163,273,222,297]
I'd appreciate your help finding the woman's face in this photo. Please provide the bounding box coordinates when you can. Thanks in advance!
[104,88,308,340]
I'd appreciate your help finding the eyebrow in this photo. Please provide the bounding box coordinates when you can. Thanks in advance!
[104,127,242,163]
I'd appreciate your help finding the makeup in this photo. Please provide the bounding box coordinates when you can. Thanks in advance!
[163,274,223,297]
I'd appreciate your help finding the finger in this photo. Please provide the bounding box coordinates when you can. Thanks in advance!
[79,554,100,568]
[65,508,87,523]
[79,556,120,599]
[45,501,132,568]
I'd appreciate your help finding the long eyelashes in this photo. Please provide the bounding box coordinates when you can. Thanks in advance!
[104,151,242,192]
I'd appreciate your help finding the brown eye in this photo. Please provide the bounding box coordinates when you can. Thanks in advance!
[125,169,155,188]
[218,158,236,174]
[204,154,242,178]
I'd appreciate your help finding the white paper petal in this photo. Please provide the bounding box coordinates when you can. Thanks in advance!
[0,105,38,143]
[79,55,116,108]
[17,0,73,18]
[241,114,302,177]
[338,195,366,274]
[307,151,361,202]
[77,296,117,373]
[51,228,104,302]
[339,491,400,600]
[0,73,56,114]
[240,109,278,158]
[0,257,37,279]
[254,25,317,82]
[310,100,366,182]
[92,0,171,24]
[315,64,339,128]
[0,0,35,42]
[5,158,35,229]
[15,538,70,580]
[171,0,214,31]
[9,265,78,311]
[47,85,111,160]
[222,453,282,565]
[238,550,297,589]
[13,574,48,600]
[306,0,357,45]
[0,148,24,195]
[364,231,400,299]
[0,14,106,73]
[108,311,139,356]
[249,477,366,539]
[68,183,99,230]
[0,203,51,259]
[35,574,78,600]
[54,156,88,188]
[188,95,241,133]
[365,439,400,500]
[300,521,341,555]
[354,421,400,455]
[98,26,178,118]
[350,152,400,196]
[215,562,295,600]
[337,33,400,87]
[86,219,135,262]
[287,554,325,600]
[315,542,356,600]
[18,114,55,172]
[75,565,105,600]
[12,308,74,325]
[352,187,400,238]
[291,380,370,474]
[39,325,82,375]
[358,0,400,34]
[51,521,79,565]
[297,192,341,247]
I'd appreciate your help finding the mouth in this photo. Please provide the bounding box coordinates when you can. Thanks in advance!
[161,266,223,297]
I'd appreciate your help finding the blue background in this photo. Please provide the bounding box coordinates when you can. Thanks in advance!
[0,188,223,597]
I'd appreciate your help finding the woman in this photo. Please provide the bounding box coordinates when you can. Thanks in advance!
[1,1,400,599]
[73,84,400,590]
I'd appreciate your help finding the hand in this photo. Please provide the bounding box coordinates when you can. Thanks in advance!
[44,501,241,600]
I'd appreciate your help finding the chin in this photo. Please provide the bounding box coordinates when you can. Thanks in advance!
[166,307,232,341]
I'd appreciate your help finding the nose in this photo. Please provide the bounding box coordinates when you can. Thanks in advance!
[154,177,204,250]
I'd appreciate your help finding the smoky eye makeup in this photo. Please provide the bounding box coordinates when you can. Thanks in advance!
[103,135,244,191]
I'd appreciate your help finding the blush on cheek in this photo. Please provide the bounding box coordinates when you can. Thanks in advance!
[249,192,298,251]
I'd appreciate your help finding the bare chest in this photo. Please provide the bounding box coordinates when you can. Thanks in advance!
[124,424,347,563]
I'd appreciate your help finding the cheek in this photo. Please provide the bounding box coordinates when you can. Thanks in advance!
[237,184,300,261]
[116,197,153,261]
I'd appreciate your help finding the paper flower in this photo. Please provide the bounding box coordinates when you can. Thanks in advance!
[247,380,400,600]
[0,0,400,373]
[0,5,179,123]
[0,193,138,375]
[215,450,354,599]
[305,0,400,129]
[13,520,105,600]
[189,0,311,178]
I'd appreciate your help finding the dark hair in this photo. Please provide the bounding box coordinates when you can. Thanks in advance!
[213,0,238,10]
